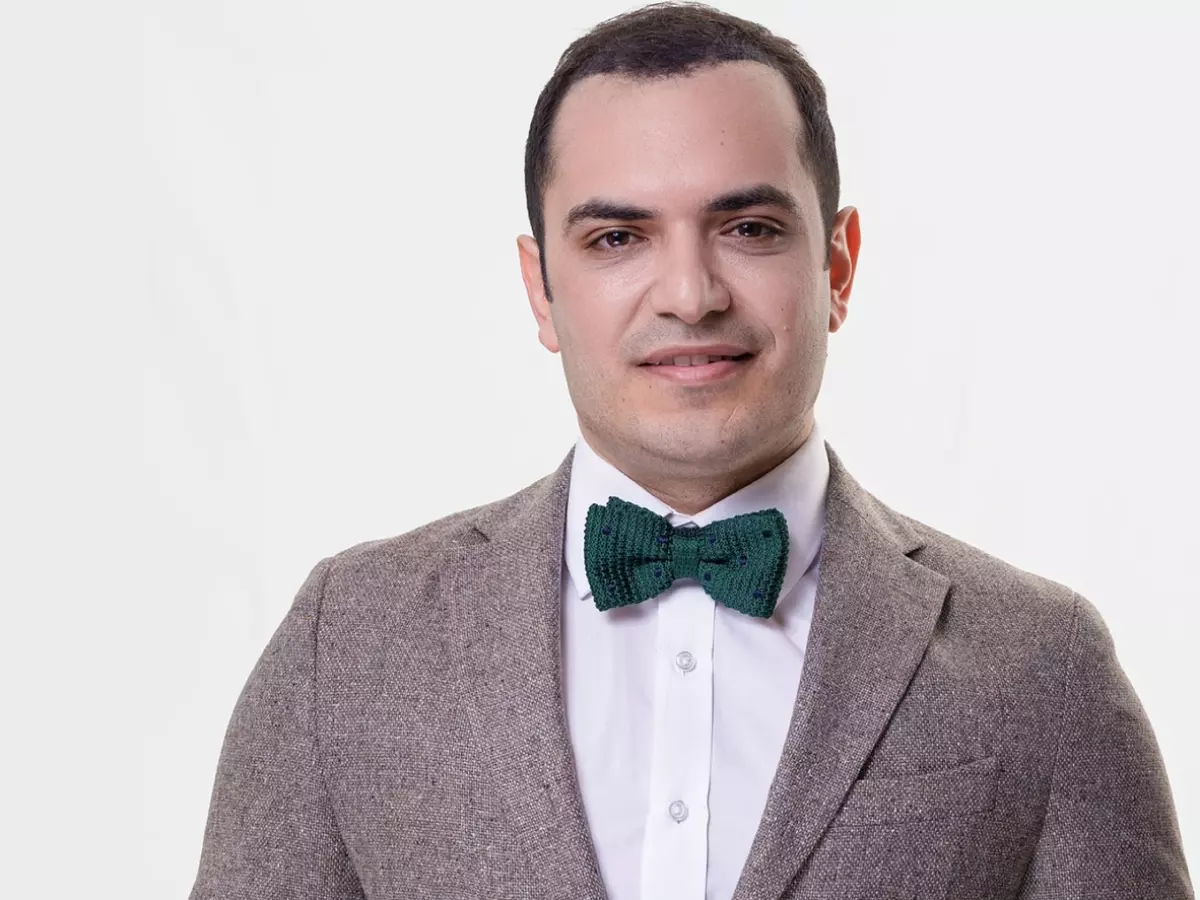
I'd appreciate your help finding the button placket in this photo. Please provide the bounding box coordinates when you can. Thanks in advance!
[638,518,714,900]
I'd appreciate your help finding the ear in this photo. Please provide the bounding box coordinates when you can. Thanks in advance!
[517,234,560,353]
[827,205,861,334]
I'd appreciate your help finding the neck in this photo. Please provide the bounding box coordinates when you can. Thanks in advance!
[581,414,815,516]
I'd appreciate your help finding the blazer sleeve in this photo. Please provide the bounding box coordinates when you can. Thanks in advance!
[1017,592,1194,899]
[189,557,366,900]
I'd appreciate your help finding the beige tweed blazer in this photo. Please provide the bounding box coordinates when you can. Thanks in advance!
[189,442,1193,899]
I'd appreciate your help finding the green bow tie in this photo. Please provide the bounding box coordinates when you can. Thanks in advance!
[583,496,789,618]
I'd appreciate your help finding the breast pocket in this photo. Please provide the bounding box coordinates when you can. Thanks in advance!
[830,755,999,827]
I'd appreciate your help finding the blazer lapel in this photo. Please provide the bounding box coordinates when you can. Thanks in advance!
[445,449,609,900]
[731,443,951,900]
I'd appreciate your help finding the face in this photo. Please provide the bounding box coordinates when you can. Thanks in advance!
[518,61,859,490]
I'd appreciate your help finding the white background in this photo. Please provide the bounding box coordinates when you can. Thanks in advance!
[1,0,1196,896]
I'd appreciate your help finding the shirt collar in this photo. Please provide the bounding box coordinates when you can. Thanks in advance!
[564,419,829,622]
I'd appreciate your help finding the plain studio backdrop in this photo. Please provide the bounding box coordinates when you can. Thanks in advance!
[1,0,1196,896]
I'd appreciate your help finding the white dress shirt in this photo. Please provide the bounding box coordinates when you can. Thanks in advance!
[561,420,830,900]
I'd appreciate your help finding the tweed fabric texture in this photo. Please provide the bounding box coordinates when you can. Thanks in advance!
[189,442,1194,900]
[583,495,788,617]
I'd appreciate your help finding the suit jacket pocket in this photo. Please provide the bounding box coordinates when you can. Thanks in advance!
[830,754,999,827]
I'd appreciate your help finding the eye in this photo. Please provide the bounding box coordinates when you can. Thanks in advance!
[588,229,639,251]
[730,221,782,240]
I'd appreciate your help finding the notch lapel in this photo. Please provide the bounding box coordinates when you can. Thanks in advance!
[445,450,609,900]
[730,444,951,900]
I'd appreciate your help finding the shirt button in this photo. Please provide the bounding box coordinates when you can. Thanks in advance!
[668,800,688,822]
[675,650,696,673]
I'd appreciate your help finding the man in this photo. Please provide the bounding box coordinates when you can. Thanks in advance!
[189,3,1193,898]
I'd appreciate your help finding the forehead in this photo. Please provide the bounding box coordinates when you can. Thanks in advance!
[547,61,810,218]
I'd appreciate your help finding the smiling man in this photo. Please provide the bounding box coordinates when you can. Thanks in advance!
[189,4,1193,900]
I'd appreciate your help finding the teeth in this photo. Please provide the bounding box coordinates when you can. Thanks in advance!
[654,354,735,366]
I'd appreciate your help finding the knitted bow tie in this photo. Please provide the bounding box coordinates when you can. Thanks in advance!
[583,496,789,618]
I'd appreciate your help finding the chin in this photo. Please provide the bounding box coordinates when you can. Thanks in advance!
[631,424,752,467]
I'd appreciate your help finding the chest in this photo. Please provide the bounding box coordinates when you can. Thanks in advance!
[561,572,817,900]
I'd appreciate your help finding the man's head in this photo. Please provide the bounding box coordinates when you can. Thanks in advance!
[516,2,860,511]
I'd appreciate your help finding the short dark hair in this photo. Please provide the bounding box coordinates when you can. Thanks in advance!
[523,1,840,295]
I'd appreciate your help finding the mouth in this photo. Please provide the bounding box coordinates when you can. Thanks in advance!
[637,352,755,384]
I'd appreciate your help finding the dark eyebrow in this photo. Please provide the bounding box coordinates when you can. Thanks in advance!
[704,183,800,218]
[561,183,800,238]
[562,200,660,237]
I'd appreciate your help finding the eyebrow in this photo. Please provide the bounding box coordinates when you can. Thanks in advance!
[561,183,801,238]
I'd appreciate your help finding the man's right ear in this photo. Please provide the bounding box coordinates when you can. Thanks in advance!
[516,234,560,353]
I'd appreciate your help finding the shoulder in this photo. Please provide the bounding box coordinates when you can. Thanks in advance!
[312,461,567,606]
[906,509,1079,614]
[859,490,1091,661]
[825,444,1084,635]
[822,441,1109,672]
[854,500,1128,754]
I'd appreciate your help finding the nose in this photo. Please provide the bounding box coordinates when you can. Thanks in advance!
[647,231,731,324]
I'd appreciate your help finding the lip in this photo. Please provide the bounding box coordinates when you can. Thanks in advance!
[639,355,752,385]
[640,343,753,366]
[638,350,748,386]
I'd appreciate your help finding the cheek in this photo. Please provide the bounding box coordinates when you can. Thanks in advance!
[554,300,623,373]
[736,284,810,350]
[556,277,640,364]
[771,266,825,331]
[724,249,811,309]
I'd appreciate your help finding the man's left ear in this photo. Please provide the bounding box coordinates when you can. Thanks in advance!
[517,234,560,353]
[828,206,860,333]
